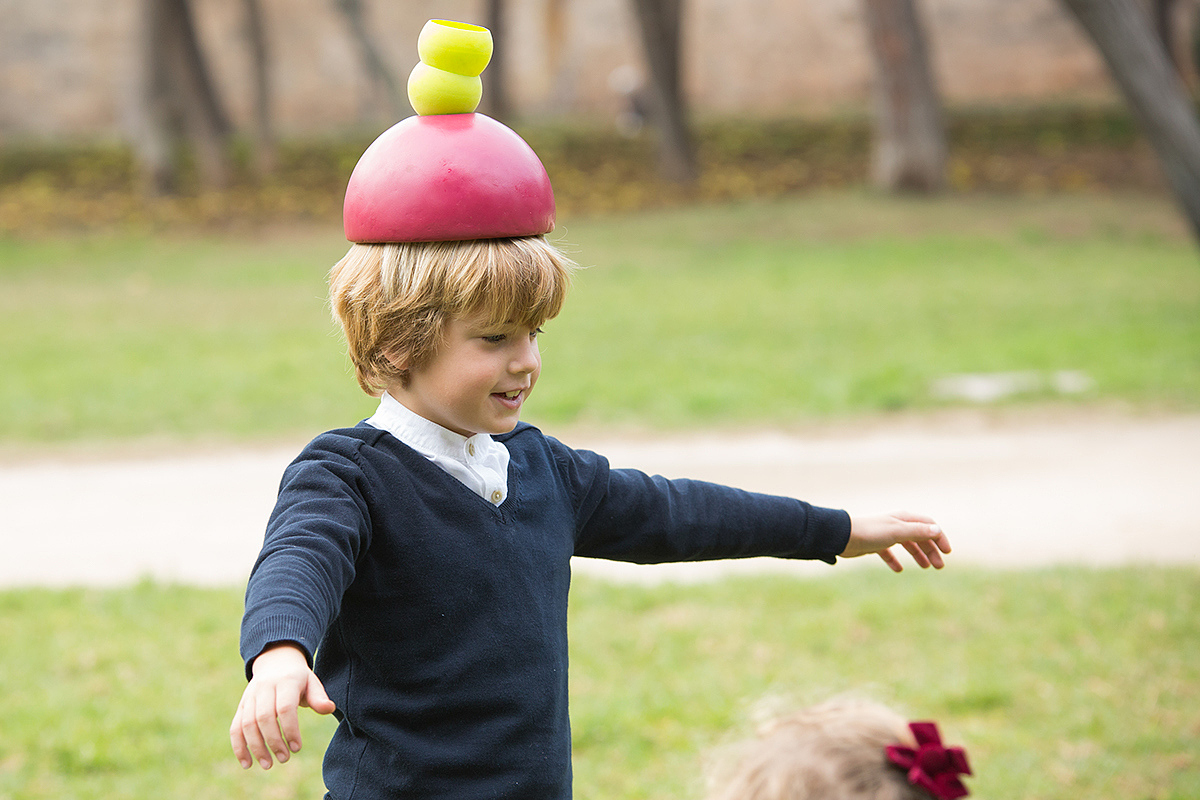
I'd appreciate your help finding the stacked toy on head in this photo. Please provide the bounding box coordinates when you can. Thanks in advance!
[407,18,492,116]
[342,19,556,244]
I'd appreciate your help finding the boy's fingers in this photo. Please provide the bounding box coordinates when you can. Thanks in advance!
[239,693,274,770]
[934,530,952,553]
[303,672,337,716]
[230,702,254,769]
[274,683,303,758]
[877,548,904,572]
[918,524,952,564]
[919,539,946,569]
[255,686,293,766]
[900,540,933,569]
[908,535,950,569]
[903,520,950,566]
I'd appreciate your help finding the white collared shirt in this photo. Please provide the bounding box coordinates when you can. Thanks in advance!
[365,392,511,506]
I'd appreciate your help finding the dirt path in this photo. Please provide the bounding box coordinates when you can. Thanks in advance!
[3,410,1197,588]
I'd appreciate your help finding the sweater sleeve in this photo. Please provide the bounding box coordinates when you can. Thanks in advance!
[239,434,372,679]
[549,437,851,565]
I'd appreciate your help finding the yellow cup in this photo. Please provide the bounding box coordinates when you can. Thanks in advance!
[407,62,483,115]
[417,19,493,78]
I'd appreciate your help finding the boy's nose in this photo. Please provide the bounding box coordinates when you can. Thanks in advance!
[510,338,540,373]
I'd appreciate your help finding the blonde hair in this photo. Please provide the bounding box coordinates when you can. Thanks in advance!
[706,698,931,800]
[329,236,576,395]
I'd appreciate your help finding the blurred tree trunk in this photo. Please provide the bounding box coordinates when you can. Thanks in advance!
[860,0,947,193]
[333,0,405,119]
[1060,0,1200,242]
[1151,0,1184,78]
[243,0,277,176]
[1153,0,1176,46]
[480,0,512,122]
[139,0,233,194]
[630,0,698,184]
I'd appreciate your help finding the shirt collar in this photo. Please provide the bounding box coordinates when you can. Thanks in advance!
[369,392,498,463]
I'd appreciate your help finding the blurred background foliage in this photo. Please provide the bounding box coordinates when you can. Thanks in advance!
[0,104,1164,236]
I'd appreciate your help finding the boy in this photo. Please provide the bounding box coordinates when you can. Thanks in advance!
[231,19,950,800]
[230,234,950,798]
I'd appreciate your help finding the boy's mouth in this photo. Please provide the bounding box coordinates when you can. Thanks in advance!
[493,388,525,407]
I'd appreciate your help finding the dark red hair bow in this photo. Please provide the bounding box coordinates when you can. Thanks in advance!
[885,721,972,800]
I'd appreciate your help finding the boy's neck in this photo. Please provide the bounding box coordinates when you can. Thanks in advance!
[380,392,480,441]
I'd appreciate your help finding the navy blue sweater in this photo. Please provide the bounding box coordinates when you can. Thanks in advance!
[240,422,850,800]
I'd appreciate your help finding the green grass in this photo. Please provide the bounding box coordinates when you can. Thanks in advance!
[0,233,369,444]
[544,192,1198,426]
[1,568,1197,799]
[0,191,1196,447]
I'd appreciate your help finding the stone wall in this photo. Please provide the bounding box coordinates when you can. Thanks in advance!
[1,0,1193,142]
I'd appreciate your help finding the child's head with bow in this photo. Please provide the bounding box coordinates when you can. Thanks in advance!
[705,698,971,800]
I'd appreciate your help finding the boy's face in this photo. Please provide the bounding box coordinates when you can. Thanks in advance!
[389,311,541,437]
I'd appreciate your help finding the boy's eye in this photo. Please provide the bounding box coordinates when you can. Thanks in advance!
[482,328,542,344]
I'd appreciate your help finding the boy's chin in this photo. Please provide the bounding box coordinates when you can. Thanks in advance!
[470,416,522,437]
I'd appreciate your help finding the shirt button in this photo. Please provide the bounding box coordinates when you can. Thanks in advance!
[491,490,504,504]
[467,443,475,457]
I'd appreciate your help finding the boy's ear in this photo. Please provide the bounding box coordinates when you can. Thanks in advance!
[382,346,409,372]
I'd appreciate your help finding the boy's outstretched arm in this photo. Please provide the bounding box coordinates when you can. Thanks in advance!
[230,642,336,770]
[841,511,951,572]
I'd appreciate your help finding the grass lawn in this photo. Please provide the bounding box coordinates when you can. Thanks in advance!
[0,568,1196,800]
[0,190,1196,448]
[0,190,1197,799]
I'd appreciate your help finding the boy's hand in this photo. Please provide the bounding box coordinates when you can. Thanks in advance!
[230,642,336,770]
[842,511,951,572]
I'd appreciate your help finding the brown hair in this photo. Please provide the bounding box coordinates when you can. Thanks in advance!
[329,236,576,395]
[705,698,931,800]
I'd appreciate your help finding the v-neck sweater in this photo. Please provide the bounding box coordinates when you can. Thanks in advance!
[240,421,850,800]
